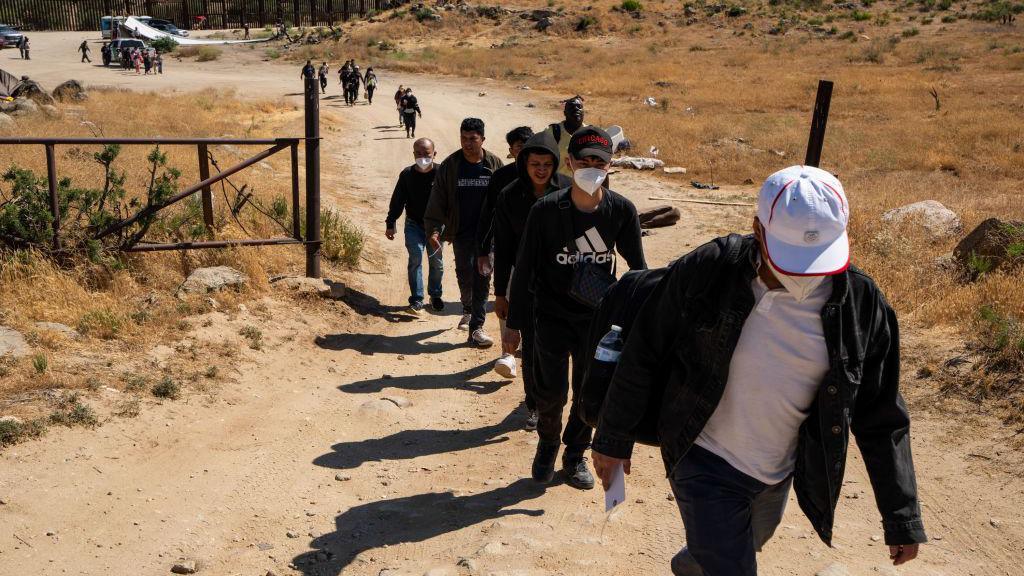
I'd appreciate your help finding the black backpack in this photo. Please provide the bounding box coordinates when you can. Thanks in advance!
[578,234,744,447]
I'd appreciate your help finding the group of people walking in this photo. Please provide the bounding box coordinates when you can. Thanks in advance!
[302,59,377,105]
[383,94,928,575]
[13,36,30,59]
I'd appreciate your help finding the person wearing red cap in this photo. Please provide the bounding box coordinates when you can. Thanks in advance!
[591,165,926,575]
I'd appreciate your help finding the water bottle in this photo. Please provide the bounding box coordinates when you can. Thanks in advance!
[591,325,624,381]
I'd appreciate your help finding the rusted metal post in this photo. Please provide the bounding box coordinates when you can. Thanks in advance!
[45,144,61,252]
[304,77,321,278]
[197,143,215,229]
[804,80,834,168]
[291,142,301,240]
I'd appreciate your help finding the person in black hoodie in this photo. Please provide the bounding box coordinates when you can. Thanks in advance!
[508,126,646,489]
[476,126,535,265]
[490,131,572,430]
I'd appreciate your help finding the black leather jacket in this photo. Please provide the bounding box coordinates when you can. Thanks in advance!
[592,234,927,547]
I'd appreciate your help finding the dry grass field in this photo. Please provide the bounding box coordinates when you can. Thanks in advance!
[305,0,1024,422]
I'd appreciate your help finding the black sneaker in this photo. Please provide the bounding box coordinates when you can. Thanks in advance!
[524,410,538,431]
[430,296,444,312]
[531,442,559,483]
[563,457,595,490]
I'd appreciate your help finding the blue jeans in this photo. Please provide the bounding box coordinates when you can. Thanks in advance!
[404,220,443,305]
[669,445,792,576]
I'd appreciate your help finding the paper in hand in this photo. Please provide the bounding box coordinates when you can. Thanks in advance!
[604,462,626,512]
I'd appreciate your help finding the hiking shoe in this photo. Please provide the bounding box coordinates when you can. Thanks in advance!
[470,329,494,348]
[408,301,424,315]
[430,296,445,312]
[457,313,472,331]
[532,442,559,483]
[525,409,538,431]
[563,457,595,490]
[494,353,517,378]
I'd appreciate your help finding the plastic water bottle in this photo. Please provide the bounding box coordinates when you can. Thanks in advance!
[591,325,624,380]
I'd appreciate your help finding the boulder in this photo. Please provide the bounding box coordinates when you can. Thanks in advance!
[0,114,14,130]
[269,275,346,299]
[881,200,961,240]
[13,98,38,115]
[953,218,1024,279]
[12,80,55,105]
[34,322,81,339]
[52,80,88,102]
[526,9,555,21]
[177,266,247,295]
[0,326,30,358]
[536,17,553,31]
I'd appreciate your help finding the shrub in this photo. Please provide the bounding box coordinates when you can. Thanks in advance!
[851,10,873,21]
[412,6,437,22]
[576,15,599,31]
[265,48,281,59]
[195,46,222,62]
[49,392,98,428]
[77,309,123,339]
[151,377,180,399]
[32,354,47,375]
[902,27,920,36]
[239,325,263,350]
[941,14,957,22]
[320,208,364,268]
[150,36,178,53]
[0,418,45,447]
[621,0,643,12]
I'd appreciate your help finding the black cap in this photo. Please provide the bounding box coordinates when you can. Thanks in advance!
[568,126,613,162]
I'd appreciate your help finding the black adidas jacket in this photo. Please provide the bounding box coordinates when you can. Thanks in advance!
[507,187,646,328]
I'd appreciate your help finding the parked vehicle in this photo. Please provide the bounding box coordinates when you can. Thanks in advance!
[147,19,189,37]
[0,24,24,47]
[100,15,151,39]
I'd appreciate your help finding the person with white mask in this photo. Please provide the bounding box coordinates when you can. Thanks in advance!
[385,138,444,314]
[508,126,646,490]
[592,165,927,575]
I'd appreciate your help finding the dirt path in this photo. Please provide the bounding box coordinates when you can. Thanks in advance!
[2,33,1023,576]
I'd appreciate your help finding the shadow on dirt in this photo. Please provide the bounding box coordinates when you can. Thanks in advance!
[291,478,549,574]
[312,408,522,470]
[339,361,507,395]
[315,329,458,356]
[340,287,418,323]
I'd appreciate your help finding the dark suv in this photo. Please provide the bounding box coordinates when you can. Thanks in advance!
[0,24,24,47]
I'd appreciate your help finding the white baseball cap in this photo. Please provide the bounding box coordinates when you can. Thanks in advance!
[757,165,850,276]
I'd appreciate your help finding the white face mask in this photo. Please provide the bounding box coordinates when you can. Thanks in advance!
[572,167,607,196]
[775,273,826,302]
[414,157,433,171]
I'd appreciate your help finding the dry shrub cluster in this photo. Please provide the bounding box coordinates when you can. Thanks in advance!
[319,1,1024,416]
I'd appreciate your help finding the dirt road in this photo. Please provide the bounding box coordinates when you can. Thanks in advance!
[1,33,1022,576]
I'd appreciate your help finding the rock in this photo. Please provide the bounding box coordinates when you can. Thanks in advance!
[382,396,412,408]
[953,218,1024,279]
[0,100,15,113]
[12,80,55,105]
[177,266,247,295]
[335,474,351,481]
[0,326,30,358]
[990,517,1001,528]
[286,530,300,538]
[456,558,477,571]
[33,322,81,339]
[46,530,56,536]
[52,80,88,102]
[536,17,554,31]
[40,104,59,117]
[270,276,346,300]
[359,398,401,415]
[0,114,14,130]
[815,563,850,576]
[481,541,505,554]
[13,98,38,115]
[881,200,961,240]
[170,560,197,574]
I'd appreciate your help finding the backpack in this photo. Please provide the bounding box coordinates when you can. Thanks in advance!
[549,122,562,143]
[578,234,744,446]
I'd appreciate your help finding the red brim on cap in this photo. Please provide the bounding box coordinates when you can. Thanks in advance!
[764,230,850,276]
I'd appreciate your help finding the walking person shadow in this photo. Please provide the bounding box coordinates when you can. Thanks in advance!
[315,329,458,356]
[292,479,548,574]
[312,408,522,470]
[339,361,506,395]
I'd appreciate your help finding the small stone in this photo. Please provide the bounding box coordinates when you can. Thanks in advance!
[382,396,412,408]
[870,535,881,542]
[990,518,1001,528]
[335,474,351,481]
[456,558,477,571]
[46,530,56,536]
[176,266,247,296]
[815,562,850,576]
[286,530,300,538]
[256,542,274,551]
[170,560,197,574]
[305,511,316,517]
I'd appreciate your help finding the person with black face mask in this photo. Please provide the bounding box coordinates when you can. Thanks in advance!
[543,95,587,178]
[491,131,572,431]
[508,126,646,490]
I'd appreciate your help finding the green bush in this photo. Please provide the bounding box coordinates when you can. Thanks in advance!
[195,46,222,62]
[320,208,365,268]
[902,27,920,36]
[621,0,643,12]
[412,6,437,22]
[150,36,178,53]
[0,417,45,447]
[32,354,47,375]
[49,393,98,428]
[851,10,873,21]
[576,15,599,31]
[151,377,180,399]
[941,14,957,22]
[77,309,123,339]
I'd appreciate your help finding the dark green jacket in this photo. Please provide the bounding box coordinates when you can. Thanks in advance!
[423,149,504,242]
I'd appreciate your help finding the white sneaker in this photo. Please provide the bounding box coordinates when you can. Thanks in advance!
[494,353,517,378]
[470,329,494,348]
[457,313,472,330]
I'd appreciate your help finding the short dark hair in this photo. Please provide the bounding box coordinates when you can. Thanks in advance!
[506,126,534,146]
[460,118,485,137]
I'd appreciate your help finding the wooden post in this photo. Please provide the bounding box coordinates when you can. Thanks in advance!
[804,80,834,168]
[198,144,215,229]
[45,145,61,252]
[304,77,321,278]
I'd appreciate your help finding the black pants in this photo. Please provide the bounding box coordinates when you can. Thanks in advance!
[81,53,91,62]
[319,76,327,93]
[452,238,490,332]
[520,316,539,411]
[366,86,375,104]
[533,311,593,460]
[403,112,417,135]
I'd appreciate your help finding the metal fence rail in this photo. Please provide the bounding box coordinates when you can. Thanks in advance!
[0,78,324,278]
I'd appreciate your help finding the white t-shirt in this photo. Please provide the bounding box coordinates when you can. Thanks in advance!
[694,275,832,485]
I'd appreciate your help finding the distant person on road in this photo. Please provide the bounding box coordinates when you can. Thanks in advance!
[395,84,406,127]
[386,138,444,314]
[155,52,164,74]
[399,88,421,138]
[79,40,92,63]
[491,131,571,431]
[21,37,30,60]
[243,23,250,40]
[364,67,378,104]
[508,126,645,491]
[543,96,588,178]
[339,61,352,103]
[300,59,315,82]
[100,42,111,66]
[346,64,362,105]
[424,118,504,346]
[143,50,152,74]
[133,49,142,74]
[592,165,927,576]
[317,62,329,94]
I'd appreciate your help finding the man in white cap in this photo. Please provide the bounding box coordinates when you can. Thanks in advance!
[590,165,926,575]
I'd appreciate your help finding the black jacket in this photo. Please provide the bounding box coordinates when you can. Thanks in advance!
[592,235,927,547]
[491,132,572,296]
[475,162,519,254]
[386,165,437,228]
